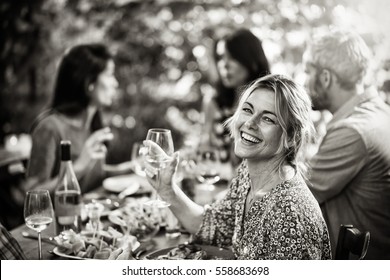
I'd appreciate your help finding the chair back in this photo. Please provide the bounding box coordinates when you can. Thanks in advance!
[335,224,370,260]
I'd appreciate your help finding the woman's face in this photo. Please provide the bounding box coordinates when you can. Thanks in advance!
[216,40,249,89]
[233,88,283,161]
[90,59,118,107]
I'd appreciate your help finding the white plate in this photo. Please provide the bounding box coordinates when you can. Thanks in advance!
[52,238,141,260]
[103,174,141,193]
[53,247,86,260]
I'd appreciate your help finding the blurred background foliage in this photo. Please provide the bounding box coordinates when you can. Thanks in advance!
[1,0,389,163]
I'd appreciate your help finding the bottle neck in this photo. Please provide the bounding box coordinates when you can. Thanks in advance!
[60,160,74,171]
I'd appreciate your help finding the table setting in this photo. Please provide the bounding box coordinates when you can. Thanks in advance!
[10,128,234,260]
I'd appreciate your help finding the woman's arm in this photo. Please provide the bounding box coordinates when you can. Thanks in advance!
[143,140,239,241]
[26,121,59,193]
[142,142,204,234]
[164,182,205,234]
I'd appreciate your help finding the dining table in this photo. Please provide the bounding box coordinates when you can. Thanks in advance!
[11,223,191,260]
[10,172,228,260]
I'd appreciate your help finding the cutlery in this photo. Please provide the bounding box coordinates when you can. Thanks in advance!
[22,231,61,248]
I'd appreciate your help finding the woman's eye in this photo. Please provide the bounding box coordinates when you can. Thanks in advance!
[263,116,275,124]
[243,108,252,114]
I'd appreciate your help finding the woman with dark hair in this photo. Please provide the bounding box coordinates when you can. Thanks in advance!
[144,74,331,259]
[201,28,270,162]
[27,44,133,193]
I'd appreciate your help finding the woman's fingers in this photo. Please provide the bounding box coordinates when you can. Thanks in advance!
[142,140,169,158]
[90,127,114,144]
[83,127,113,159]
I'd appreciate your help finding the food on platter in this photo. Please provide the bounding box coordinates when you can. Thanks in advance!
[108,198,161,241]
[53,228,138,259]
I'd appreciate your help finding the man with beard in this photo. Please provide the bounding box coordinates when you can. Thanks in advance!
[303,29,390,259]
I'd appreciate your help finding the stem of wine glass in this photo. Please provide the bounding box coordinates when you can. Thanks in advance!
[38,231,42,260]
[155,168,162,202]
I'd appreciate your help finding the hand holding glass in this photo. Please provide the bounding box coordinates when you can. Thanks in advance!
[143,128,174,208]
[24,189,54,260]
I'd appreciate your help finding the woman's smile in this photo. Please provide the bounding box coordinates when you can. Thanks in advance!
[240,131,262,144]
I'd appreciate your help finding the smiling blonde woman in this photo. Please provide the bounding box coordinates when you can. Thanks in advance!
[143,74,331,260]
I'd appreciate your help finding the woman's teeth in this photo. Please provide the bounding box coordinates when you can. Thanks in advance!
[241,132,261,144]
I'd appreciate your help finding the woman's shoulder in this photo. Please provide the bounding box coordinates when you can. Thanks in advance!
[31,111,64,133]
[274,178,319,209]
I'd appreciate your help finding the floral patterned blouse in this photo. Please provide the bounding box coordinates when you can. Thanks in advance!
[194,161,332,260]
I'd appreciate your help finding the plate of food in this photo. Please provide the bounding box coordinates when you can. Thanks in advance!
[144,243,235,260]
[52,228,139,260]
[108,198,162,242]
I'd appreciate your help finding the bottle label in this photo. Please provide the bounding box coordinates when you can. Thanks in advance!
[54,190,82,234]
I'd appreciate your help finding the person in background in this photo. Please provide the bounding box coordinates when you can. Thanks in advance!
[0,222,26,260]
[200,28,270,164]
[144,74,331,260]
[27,44,134,193]
[303,29,390,259]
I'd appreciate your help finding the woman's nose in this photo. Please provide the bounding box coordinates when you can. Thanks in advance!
[244,116,258,130]
[218,60,227,72]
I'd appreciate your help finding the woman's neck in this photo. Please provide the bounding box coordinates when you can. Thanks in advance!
[85,105,98,129]
[246,156,294,193]
[59,105,97,130]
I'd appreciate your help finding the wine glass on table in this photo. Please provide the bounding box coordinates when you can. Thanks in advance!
[24,189,54,260]
[194,150,221,205]
[143,128,174,208]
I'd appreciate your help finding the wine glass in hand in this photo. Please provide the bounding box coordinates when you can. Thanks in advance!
[24,189,54,260]
[143,128,174,208]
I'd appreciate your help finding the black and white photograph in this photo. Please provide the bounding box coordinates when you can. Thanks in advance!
[1,0,390,278]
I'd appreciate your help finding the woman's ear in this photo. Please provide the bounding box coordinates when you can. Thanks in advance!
[88,84,95,92]
[319,69,332,89]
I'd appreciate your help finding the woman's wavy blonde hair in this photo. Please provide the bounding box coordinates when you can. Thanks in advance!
[225,74,315,178]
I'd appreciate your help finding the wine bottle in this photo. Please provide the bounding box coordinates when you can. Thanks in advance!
[54,140,82,234]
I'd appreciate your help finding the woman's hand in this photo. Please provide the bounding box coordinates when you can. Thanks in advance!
[74,127,114,175]
[142,140,179,198]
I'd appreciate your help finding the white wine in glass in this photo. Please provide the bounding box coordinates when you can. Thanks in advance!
[144,128,174,208]
[24,189,54,260]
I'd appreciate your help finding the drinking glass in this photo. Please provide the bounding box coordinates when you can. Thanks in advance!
[143,128,174,208]
[24,189,54,260]
[196,150,221,186]
[85,202,104,238]
[194,150,221,205]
